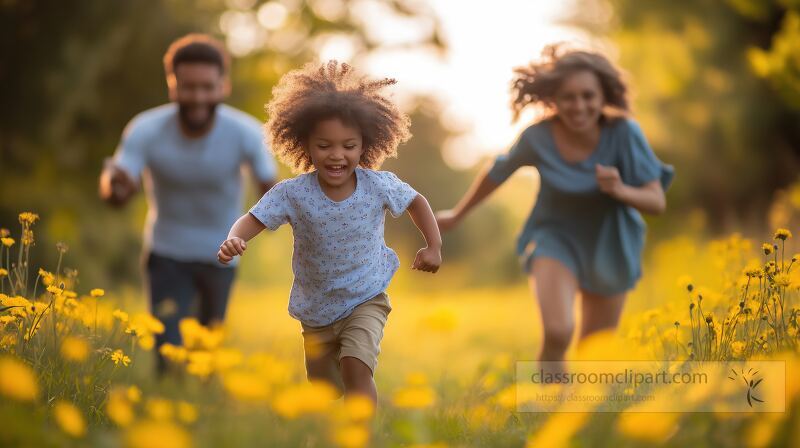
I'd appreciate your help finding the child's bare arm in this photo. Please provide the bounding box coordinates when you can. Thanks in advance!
[217,213,267,264]
[406,194,442,273]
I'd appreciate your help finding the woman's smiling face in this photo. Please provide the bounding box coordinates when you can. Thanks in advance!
[552,70,605,133]
[307,117,365,189]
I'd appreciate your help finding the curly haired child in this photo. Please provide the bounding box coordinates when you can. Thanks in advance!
[218,61,442,405]
[436,45,673,374]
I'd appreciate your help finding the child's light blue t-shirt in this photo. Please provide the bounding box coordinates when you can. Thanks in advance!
[249,168,418,327]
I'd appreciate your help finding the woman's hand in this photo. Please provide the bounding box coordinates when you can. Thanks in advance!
[218,237,247,264]
[595,164,625,199]
[434,209,461,232]
[412,246,442,273]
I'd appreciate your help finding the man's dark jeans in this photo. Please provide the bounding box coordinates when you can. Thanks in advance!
[145,252,236,370]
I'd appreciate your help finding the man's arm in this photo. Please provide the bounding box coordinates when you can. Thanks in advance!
[99,158,138,207]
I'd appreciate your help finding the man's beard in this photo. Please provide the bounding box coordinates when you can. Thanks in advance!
[178,102,219,132]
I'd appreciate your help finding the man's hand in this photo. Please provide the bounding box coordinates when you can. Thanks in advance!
[218,237,247,264]
[595,164,625,199]
[99,159,137,207]
[412,246,441,273]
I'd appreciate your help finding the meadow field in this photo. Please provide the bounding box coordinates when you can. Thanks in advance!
[1,212,799,447]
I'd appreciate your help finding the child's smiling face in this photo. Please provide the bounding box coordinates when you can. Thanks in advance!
[306,117,365,189]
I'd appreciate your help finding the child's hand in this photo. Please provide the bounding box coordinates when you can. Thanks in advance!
[218,237,247,264]
[595,164,625,199]
[412,246,441,273]
[434,209,460,232]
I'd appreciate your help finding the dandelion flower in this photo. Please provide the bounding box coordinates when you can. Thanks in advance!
[774,228,792,240]
[113,309,129,323]
[60,336,90,363]
[0,356,38,402]
[107,387,136,427]
[145,398,174,421]
[730,340,746,358]
[53,401,86,438]
[176,401,198,424]
[124,420,192,448]
[111,349,131,367]
[1,237,14,247]
[331,423,370,448]
[18,212,39,225]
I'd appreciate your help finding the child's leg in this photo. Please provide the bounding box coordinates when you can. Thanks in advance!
[341,356,377,404]
[578,290,626,340]
[337,293,391,407]
[529,257,578,373]
[302,325,345,396]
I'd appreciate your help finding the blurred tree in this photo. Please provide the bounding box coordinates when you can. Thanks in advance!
[571,0,800,233]
[0,0,444,287]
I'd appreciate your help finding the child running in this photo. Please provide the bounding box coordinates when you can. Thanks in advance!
[217,61,442,405]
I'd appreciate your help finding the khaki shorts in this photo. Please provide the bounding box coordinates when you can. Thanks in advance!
[300,293,392,389]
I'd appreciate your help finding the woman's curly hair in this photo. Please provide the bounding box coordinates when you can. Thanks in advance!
[510,44,629,121]
[265,60,411,173]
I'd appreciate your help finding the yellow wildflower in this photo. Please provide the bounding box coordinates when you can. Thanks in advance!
[762,243,773,255]
[107,388,135,427]
[331,424,370,448]
[1,237,14,247]
[341,395,374,421]
[730,340,746,358]
[0,356,39,402]
[21,228,34,246]
[53,401,86,438]
[18,212,39,225]
[111,349,131,367]
[159,343,188,364]
[113,309,129,323]
[38,268,54,286]
[60,336,90,363]
[176,401,198,424]
[391,385,436,409]
[127,385,142,403]
[145,398,174,421]
[0,268,7,277]
[1,294,31,317]
[0,228,8,237]
[272,382,338,418]
[774,228,792,240]
[124,420,192,448]
[222,370,271,402]
[774,273,791,288]
[47,284,63,296]
[90,288,105,298]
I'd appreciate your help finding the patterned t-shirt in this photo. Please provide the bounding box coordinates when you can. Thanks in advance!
[249,168,419,326]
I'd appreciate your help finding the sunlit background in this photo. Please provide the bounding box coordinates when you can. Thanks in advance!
[2,1,800,445]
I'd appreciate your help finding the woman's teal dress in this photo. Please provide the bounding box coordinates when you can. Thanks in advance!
[487,117,674,296]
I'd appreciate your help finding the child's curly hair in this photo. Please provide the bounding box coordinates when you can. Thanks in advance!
[265,60,411,173]
[510,44,629,121]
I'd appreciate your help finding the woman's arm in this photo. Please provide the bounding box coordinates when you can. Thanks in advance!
[406,194,442,273]
[595,164,666,215]
[217,213,267,264]
[435,164,502,231]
